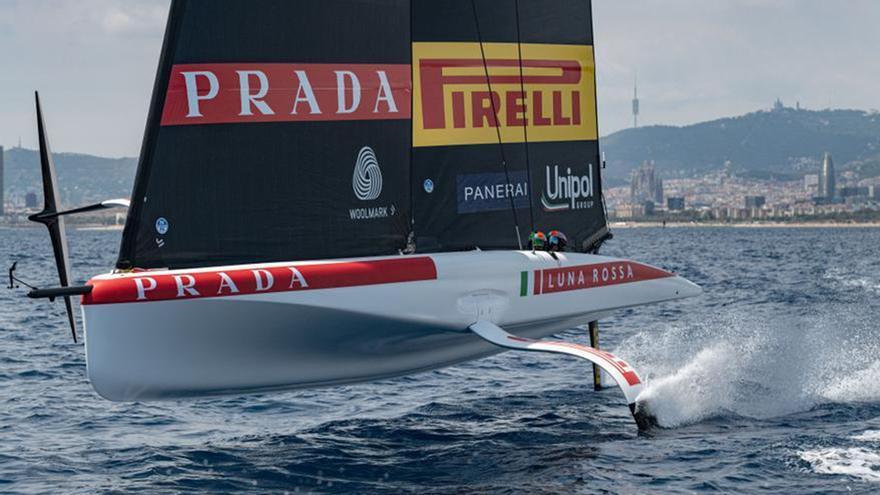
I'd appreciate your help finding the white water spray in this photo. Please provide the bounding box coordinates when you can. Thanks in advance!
[615,307,880,428]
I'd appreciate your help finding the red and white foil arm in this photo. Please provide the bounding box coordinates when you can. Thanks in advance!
[468,320,645,406]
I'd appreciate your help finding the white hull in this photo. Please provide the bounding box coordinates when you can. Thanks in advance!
[82,250,700,401]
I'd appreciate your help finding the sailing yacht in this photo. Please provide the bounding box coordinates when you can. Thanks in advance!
[21,0,700,428]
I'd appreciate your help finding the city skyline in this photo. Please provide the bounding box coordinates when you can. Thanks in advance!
[607,147,880,222]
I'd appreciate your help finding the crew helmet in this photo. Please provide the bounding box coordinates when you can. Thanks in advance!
[529,231,547,250]
[548,230,568,251]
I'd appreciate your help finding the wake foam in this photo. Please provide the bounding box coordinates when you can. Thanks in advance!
[800,430,880,483]
[799,447,880,482]
[852,430,880,442]
[824,268,880,295]
[615,308,880,428]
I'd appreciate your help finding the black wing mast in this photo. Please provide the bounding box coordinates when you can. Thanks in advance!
[28,92,78,342]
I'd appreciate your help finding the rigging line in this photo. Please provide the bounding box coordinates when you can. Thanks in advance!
[513,0,535,234]
[470,0,523,250]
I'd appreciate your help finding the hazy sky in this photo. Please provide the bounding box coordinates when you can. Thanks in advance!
[1,0,878,157]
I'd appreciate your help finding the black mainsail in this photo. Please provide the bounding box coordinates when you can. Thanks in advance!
[117,0,607,270]
[411,0,607,253]
[117,0,413,269]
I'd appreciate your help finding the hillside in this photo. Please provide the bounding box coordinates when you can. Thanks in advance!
[2,147,136,207]
[3,106,879,205]
[600,107,880,180]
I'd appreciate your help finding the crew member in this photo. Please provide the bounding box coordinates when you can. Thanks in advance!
[548,230,568,252]
[528,231,547,251]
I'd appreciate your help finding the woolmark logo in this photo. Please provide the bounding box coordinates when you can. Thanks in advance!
[349,146,393,221]
[353,146,383,200]
[541,164,594,211]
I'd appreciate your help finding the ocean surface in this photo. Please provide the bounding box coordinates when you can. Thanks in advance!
[0,226,878,494]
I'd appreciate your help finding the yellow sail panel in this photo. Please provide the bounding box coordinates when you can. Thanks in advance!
[413,42,598,147]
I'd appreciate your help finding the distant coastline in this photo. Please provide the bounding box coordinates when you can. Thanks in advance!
[610,221,880,229]
[5,219,878,232]
[0,222,123,231]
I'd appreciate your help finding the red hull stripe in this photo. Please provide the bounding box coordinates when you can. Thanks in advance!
[505,335,640,386]
[550,341,642,386]
[83,257,437,305]
[533,261,673,296]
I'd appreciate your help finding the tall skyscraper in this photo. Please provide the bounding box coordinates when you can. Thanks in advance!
[818,152,836,200]
[632,76,640,128]
[0,146,5,216]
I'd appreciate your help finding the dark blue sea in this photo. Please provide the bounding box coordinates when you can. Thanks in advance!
[1,226,878,494]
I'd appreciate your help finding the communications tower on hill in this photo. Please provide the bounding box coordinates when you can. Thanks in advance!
[632,75,640,128]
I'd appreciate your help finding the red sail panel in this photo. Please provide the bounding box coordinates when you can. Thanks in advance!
[161,63,411,127]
